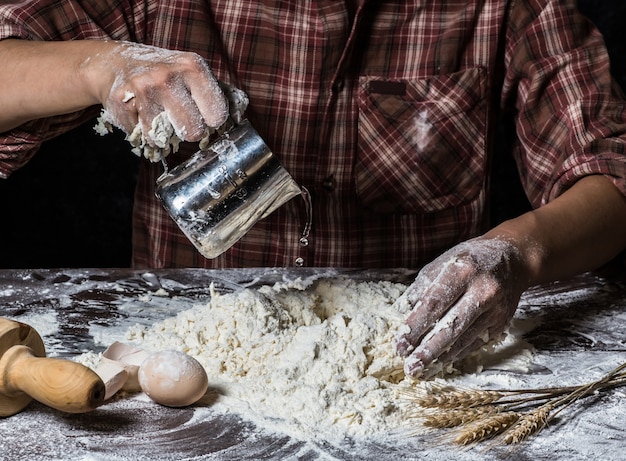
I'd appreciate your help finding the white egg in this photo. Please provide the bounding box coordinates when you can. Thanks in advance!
[138,350,209,407]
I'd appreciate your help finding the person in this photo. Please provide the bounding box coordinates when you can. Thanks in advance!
[1,0,626,379]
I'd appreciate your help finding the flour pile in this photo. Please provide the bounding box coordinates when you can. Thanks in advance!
[125,277,412,442]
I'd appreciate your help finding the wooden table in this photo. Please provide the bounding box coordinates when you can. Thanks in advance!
[0,267,625,460]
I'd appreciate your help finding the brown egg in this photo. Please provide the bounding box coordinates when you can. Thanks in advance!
[138,350,209,407]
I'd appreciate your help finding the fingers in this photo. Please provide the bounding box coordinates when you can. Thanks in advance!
[172,55,229,136]
[393,256,472,357]
[127,58,224,142]
[402,293,485,378]
[412,312,503,379]
[145,75,206,142]
[101,42,236,156]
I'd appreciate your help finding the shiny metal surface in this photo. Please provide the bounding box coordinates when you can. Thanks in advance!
[155,120,301,259]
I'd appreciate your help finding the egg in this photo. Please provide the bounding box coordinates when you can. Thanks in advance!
[138,350,209,407]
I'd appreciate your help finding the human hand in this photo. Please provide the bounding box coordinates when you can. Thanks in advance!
[393,237,530,379]
[93,42,247,160]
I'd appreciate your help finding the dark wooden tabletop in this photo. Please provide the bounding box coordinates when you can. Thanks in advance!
[0,267,625,461]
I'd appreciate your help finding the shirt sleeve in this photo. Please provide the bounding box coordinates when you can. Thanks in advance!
[502,0,626,207]
[0,0,151,178]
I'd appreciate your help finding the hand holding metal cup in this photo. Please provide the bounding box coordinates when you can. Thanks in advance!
[155,119,302,259]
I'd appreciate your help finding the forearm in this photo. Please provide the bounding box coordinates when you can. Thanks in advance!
[0,39,115,132]
[0,38,229,149]
[487,175,626,287]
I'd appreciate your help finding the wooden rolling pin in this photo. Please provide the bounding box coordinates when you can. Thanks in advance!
[0,317,105,417]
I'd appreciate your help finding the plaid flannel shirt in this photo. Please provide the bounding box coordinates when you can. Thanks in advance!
[1,0,625,268]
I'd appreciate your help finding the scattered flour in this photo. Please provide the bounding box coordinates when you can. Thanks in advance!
[5,271,625,460]
[124,277,412,442]
[10,310,59,339]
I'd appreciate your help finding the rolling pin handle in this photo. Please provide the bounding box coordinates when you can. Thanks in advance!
[0,345,105,413]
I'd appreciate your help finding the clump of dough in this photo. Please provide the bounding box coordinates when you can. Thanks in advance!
[94,109,184,162]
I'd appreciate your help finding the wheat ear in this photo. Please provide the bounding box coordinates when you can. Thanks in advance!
[502,403,553,444]
[454,411,520,445]
[402,383,504,409]
[422,406,499,429]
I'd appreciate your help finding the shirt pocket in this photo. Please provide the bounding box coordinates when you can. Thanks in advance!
[356,67,488,214]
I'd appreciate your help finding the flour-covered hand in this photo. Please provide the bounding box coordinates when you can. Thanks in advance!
[393,237,530,379]
[95,42,234,155]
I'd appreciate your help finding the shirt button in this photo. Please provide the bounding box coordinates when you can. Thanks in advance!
[322,175,336,192]
[333,80,345,92]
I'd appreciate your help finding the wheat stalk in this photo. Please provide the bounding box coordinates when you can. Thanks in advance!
[401,360,626,446]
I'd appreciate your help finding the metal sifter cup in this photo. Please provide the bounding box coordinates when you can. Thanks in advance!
[155,119,302,259]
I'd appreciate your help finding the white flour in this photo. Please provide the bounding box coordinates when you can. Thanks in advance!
[124,277,411,442]
[4,271,626,460]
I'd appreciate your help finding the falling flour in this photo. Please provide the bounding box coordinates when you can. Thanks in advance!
[124,277,412,442]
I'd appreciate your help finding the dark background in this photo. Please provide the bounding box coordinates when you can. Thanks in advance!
[0,123,138,268]
[0,1,624,269]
